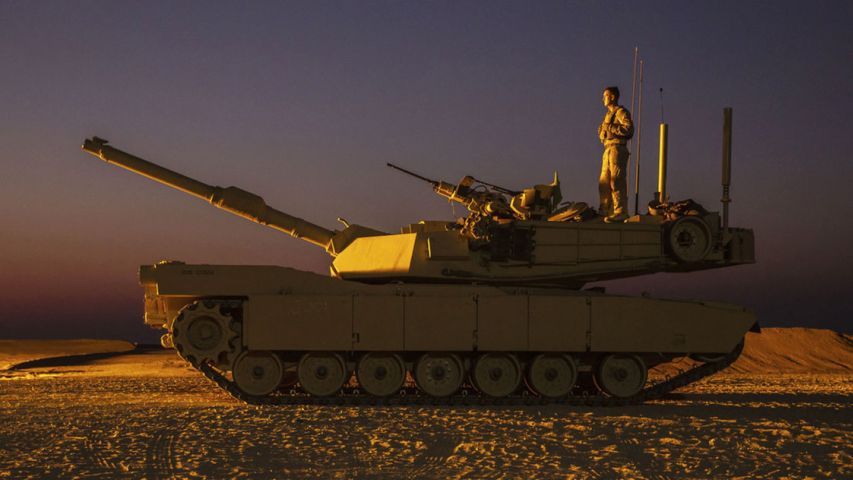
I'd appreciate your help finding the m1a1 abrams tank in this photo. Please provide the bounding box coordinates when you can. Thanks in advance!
[81,111,756,406]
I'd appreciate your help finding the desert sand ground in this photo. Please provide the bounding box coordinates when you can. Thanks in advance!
[1,329,850,479]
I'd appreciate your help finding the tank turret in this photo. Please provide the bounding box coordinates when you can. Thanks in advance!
[83,137,753,288]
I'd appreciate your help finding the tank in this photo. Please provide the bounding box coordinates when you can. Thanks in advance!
[80,121,757,406]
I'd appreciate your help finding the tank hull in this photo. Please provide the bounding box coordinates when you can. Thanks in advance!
[144,262,753,355]
[143,262,754,402]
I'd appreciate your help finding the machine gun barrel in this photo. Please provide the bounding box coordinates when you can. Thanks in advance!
[470,176,520,196]
[81,137,336,250]
[388,162,519,198]
[388,162,467,206]
[386,163,439,186]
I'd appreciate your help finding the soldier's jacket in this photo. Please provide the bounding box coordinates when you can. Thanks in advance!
[599,105,634,146]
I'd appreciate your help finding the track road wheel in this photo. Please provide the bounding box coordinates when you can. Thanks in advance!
[356,353,406,397]
[527,354,578,398]
[414,353,464,397]
[472,353,522,397]
[596,354,647,398]
[298,353,347,397]
[233,351,283,397]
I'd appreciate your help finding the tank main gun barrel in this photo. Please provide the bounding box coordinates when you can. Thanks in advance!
[81,137,337,250]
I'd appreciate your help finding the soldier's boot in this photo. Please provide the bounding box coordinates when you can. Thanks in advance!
[598,193,613,217]
[607,171,628,223]
[605,196,627,223]
[604,213,628,223]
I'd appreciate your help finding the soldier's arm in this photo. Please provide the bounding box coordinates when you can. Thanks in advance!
[598,113,609,143]
[606,108,634,139]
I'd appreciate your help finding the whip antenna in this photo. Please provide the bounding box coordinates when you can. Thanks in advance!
[628,47,639,213]
[633,60,644,215]
[630,47,639,124]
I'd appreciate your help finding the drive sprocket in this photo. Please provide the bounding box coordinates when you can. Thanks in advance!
[172,301,242,369]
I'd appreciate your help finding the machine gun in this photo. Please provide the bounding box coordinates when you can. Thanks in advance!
[388,163,568,226]
[387,163,517,214]
[387,163,521,240]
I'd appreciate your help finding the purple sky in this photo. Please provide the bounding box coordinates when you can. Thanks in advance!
[1,1,850,341]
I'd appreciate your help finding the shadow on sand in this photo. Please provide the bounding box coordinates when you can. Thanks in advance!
[8,345,164,370]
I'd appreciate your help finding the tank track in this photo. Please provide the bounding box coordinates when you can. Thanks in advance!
[188,341,743,407]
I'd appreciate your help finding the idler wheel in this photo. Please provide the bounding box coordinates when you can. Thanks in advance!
[356,353,406,397]
[233,351,283,397]
[690,338,745,363]
[527,354,577,398]
[471,353,522,397]
[689,353,727,363]
[298,353,347,397]
[595,354,647,398]
[667,216,712,263]
[414,353,464,397]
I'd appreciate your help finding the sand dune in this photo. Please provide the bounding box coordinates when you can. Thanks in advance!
[0,339,134,371]
[730,328,853,374]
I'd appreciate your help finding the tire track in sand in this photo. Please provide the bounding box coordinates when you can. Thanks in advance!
[144,418,189,479]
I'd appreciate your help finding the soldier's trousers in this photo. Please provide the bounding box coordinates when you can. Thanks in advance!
[599,144,629,216]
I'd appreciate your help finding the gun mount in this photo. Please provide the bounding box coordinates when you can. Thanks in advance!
[387,162,567,223]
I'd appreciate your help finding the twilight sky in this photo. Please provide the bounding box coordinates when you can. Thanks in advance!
[1,1,850,342]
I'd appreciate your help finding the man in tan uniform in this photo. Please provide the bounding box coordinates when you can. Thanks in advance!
[597,86,634,223]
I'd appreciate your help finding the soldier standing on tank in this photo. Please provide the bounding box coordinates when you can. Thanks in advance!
[597,86,634,223]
